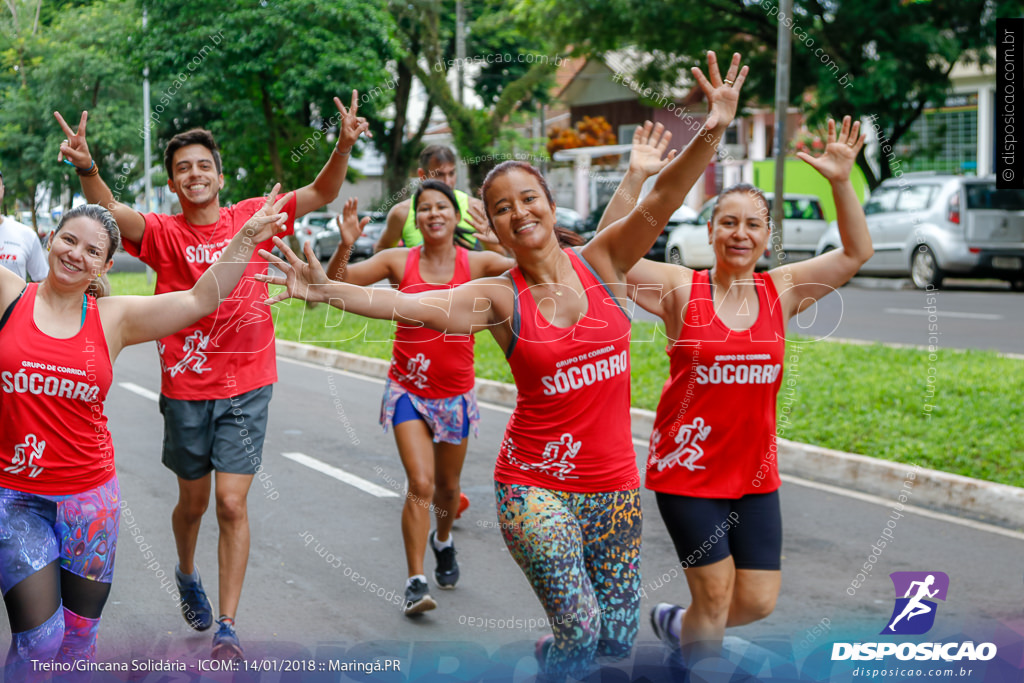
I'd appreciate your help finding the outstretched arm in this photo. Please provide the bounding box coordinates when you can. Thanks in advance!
[103,187,292,355]
[54,110,147,243]
[293,91,372,218]
[596,121,677,231]
[584,51,748,279]
[770,116,872,318]
[258,237,507,336]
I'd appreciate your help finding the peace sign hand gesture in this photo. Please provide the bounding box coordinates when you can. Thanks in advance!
[53,110,93,170]
[334,90,372,154]
[691,51,748,133]
[797,116,865,183]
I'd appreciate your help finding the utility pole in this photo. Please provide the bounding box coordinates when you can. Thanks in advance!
[771,0,793,268]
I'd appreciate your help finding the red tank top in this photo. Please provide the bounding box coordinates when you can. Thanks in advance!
[0,284,115,495]
[645,270,785,498]
[388,246,475,398]
[494,249,637,493]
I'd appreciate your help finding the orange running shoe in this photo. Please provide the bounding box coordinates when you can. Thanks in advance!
[456,492,470,519]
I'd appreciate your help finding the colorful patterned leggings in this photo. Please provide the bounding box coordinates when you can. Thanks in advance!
[0,477,120,680]
[494,483,642,679]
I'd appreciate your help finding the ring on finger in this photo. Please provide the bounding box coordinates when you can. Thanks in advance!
[724,79,735,86]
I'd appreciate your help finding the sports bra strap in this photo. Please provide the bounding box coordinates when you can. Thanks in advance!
[0,287,26,335]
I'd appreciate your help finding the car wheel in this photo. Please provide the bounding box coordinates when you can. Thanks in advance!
[1010,279,1024,292]
[668,246,683,266]
[910,245,944,290]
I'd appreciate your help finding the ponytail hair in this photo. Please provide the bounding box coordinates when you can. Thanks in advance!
[54,204,121,299]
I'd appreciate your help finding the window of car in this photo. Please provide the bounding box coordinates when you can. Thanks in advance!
[895,185,936,212]
[783,198,824,220]
[863,187,899,215]
[965,184,1024,211]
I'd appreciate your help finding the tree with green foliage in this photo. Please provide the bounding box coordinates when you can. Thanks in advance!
[0,0,142,225]
[401,0,560,188]
[521,0,1014,188]
[139,0,396,203]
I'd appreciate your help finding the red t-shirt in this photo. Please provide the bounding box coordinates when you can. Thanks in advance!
[388,246,475,398]
[122,196,296,399]
[0,284,115,495]
[494,249,638,493]
[645,270,785,498]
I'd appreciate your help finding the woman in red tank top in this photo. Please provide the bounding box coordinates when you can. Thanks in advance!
[324,180,512,615]
[0,191,290,679]
[603,117,874,664]
[260,52,748,680]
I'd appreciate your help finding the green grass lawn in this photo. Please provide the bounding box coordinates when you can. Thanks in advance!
[110,272,1024,487]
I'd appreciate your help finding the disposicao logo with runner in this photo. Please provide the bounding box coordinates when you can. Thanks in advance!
[832,571,997,662]
[883,571,948,635]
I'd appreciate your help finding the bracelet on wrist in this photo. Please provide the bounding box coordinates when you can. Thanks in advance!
[76,161,98,177]
[333,147,351,158]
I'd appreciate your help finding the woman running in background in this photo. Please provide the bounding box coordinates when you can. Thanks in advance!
[325,181,511,615]
[0,191,290,680]
[258,51,746,680]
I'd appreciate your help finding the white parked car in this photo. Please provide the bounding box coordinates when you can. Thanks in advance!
[666,192,828,269]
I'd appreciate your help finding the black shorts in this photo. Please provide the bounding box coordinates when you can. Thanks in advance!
[655,490,782,571]
[159,385,273,480]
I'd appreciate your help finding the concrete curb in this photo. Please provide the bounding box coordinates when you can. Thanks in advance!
[276,340,1024,530]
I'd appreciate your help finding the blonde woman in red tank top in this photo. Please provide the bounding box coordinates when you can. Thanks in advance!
[601,116,873,665]
[259,51,747,680]
[325,180,512,615]
[0,191,290,679]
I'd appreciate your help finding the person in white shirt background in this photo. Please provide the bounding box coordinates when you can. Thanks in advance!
[0,169,49,282]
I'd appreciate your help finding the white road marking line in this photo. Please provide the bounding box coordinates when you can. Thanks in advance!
[780,473,1024,542]
[278,356,1024,540]
[119,382,159,402]
[280,452,399,498]
[884,307,1003,321]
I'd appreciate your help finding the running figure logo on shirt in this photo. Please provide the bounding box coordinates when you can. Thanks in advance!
[537,433,582,480]
[399,353,431,390]
[167,330,212,377]
[649,418,712,472]
[882,571,949,635]
[6,434,45,478]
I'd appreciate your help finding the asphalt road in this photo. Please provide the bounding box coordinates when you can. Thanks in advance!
[7,343,1022,681]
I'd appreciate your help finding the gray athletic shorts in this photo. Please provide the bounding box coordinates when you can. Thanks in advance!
[159,385,273,481]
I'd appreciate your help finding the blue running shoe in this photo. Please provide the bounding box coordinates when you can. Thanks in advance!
[175,565,213,631]
[211,616,244,660]
[650,603,685,652]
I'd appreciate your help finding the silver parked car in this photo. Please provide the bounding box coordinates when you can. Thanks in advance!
[815,174,1024,289]
[311,212,386,262]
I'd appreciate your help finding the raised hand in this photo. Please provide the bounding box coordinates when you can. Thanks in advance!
[463,201,502,245]
[691,51,748,132]
[629,121,677,178]
[337,197,369,247]
[54,111,93,169]
[334,90,372,153]
[241,183,292,245]
[796,116,865,183]
[257,236,331,304]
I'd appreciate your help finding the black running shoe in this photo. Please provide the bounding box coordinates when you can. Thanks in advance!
[429,530,459,589]
[403,578,437,616]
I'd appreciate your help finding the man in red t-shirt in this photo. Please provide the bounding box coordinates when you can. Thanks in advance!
[54,94,369,660]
